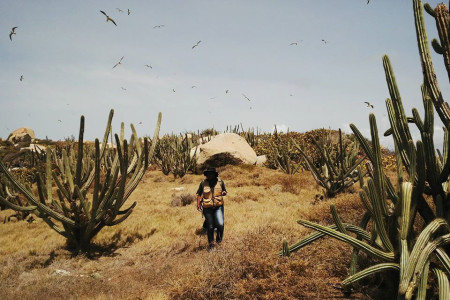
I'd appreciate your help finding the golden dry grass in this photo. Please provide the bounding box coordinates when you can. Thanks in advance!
[0,165,376,299]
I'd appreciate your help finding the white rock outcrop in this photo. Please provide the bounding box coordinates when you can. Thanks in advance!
[191,133,257,172]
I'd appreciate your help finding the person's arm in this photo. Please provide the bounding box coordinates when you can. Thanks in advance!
[221,181,227,196]
[196,194,202,212]
[196,182,203,212]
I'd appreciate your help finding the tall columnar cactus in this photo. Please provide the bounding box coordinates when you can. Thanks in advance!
[154,133,197,178]
[281,1,450,298]
[0,109,162,252]
[296,129,366,197]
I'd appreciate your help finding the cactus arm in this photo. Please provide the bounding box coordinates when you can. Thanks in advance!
[404,234,450,299]
[0,195,37,211]
[280,223,372,256]
[341,263,400,288]
[414,0,450,128]
[370,115,388,213]
[412,107,425,132]
[439,127,450,182]
[367,178,394,252]
[330,205,348,235]
[350,123,398,204]
[73,185,90,222]
[359,190,374,216]
[432,267,450,300]
[435,247,450,274]
[349,212,372,276]
[297,219,395,261]
[62,149,74,194]
[52,171,70,201]
[91,139,100,221]
[431,38,444,54]
[415,259,430,300]
[106,207,134,226]
[100,109,114,161]
[117,201,136,215]
[40,216,70,238]
[148,112,162,160]
[400,182,413,240]
[75,115,84,187]
[399,218,450,294]
[0,161,76,226]
[281,239,290,257]
[45,147,52,204]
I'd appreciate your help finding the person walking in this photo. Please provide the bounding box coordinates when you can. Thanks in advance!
[196,167,227,249]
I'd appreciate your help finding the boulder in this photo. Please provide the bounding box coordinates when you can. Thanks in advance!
[7,127,35,145]
[192,133,257,172]
[255,155,267,166]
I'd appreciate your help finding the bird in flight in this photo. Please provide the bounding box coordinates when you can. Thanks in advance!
[290,42,298,46]
[58,119,62,122]
[191,85,197,88]
[321,39,327,44]
[112,56,124,68]
[121,87,127,90]
[9,27,18,41]
[20,75,24,81]
[242,94,251,101]
[192,40,201,49]
[144,64,152,68]
[116,8,123,13]
[153,25,164,28]
[173,89,176,92]
[225,90,229,94]
[367,0,370,3]
[364,101,374,108]
[100,11,117,26]
[127,9,131,15]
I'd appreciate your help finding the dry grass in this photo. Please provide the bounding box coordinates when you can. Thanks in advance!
[0,164,377,299]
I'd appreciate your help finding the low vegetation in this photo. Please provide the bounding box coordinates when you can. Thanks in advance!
[1,165,373,299]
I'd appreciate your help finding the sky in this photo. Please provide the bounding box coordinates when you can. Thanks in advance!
[1,0,449,150]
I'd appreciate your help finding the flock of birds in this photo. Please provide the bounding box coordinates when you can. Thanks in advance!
[8,2,375,128]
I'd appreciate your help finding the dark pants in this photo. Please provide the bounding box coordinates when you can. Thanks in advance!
[203,206,224,245]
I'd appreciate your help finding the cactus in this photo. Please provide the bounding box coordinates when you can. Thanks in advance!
[281,1,450,298]
[296,129,366,197]
[0,109,162,252]
[154,133,197,178]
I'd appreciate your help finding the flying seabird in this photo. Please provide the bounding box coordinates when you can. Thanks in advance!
[153,25,164,28]
[112,56,124,68]
[20,75,23,81]
[121,87,127,90]
[242,94,251,101]
[321,39,327,44]
[144,64,152,68]
[127,9,131,15]
[100,11,117,26]
[192,40,201,49]
[9,27,18,41]
[364,101,374,108]
[116,8,123,13]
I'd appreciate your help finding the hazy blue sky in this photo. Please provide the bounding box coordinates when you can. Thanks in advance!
[1,0,448,150]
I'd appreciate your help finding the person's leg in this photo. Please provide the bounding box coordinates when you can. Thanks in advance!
[203,208,215,246]
[214,206,224,243]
